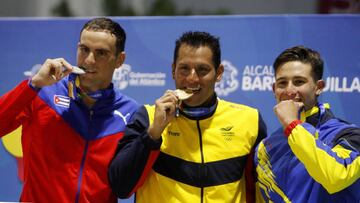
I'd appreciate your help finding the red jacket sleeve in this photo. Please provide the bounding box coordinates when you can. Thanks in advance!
[0,80,38,137]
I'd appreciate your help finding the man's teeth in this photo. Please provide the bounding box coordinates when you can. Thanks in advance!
[85,69,95,73]
[187,87,200,92]
[79,66,95,73]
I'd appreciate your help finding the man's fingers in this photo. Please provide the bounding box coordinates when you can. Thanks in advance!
[50,58,74,79]
[154,90,180,123]
[54,64,63,79]
[161,102,176,115]
[294,102,304,109]
[60,58,73,71]
[60,58,74,76]
[158,91,179,105]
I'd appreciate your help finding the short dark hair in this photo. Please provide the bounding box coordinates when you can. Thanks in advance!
[273,45,324,81]
[173,31,221,69]
[81,17,126,55]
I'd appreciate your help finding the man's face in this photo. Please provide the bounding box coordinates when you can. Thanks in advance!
[172,44,223,107]
[77,29,124,93]
[273,61,324,110]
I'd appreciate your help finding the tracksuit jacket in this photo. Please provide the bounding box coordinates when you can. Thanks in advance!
[109,98,267,203]
[255,103,360,203]
[0,74,138,203]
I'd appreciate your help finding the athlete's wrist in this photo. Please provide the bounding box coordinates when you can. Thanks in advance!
[284,119,302,137]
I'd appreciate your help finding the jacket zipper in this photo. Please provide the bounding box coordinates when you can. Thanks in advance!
[196,120,204,203]
[75,110,93,203]
[75,141,89,203]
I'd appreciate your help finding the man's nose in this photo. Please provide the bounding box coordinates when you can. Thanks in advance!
[285,83,297,96]
[187,69,200,82]
[85,52,96,64]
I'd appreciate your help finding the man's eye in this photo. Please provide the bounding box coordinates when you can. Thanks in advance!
[79,47,89,53]
[96,50,108,57]
[276,81,287,87]
[179,67,190,74]
[197,68,209,76]
[294,80,305,86]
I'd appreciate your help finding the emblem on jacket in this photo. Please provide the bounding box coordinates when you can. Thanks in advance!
[114,110,131,125]
[54,95,70,108]
[220,126,235,141]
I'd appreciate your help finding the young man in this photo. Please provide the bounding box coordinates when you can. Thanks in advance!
[109,31,266,203]
[0,17,138,202]
[255,46,360,202]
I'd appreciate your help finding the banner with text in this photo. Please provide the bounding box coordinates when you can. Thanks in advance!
[0,15,359,201]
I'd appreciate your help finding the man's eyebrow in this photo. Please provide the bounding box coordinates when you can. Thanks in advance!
[95,48,112,55]
[275,77,287,81]
[78,44,111,53]
[96,48,111,52]
[293,76,308,80]
[197,64,212,68]
[177,62,189,66]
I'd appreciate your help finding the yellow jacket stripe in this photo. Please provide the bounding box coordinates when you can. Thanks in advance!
[288,124,360,193]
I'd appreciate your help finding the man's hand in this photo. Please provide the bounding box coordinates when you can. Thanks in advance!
[31,58,73,88]
[148,90,179,140]
[274,100,304,129]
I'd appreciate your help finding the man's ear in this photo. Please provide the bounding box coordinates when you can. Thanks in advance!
[316,79,325,96]
[272,82,276,93]
[272,82,277,98]
[216,64,224,82]
[115,52,126,69]
[172,63,176,79]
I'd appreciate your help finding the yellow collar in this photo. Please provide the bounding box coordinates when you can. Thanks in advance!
[300,103,330,122]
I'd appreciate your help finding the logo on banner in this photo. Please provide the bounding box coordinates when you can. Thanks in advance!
[54,95,70,108]
[215,60,239,96]
[242,65,274,91]
[214,62,276,95]
[113,64,132,89]
[112,64,166,90]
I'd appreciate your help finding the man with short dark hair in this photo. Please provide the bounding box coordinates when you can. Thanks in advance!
[109,31,266,203]
[255,45,360,202]
[0,17,138,202]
